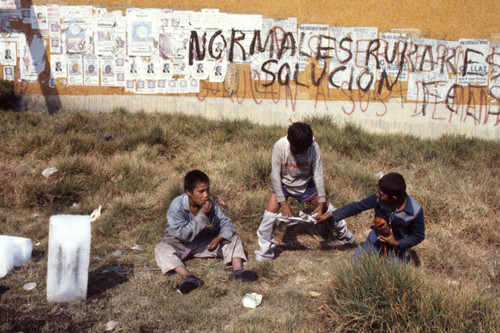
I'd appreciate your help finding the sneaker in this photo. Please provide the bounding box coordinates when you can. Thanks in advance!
[232,270,258,282]
[176,275,204,294]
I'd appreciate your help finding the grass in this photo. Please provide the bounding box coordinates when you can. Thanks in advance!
[0,108,498,332]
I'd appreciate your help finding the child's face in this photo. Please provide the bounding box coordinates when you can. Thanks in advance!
[187,182,210,207]
[376,188,398,206]
[290,145,307,155]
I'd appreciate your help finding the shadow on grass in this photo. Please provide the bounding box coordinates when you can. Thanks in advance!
[87,264,133,302]
[273,223,355,259]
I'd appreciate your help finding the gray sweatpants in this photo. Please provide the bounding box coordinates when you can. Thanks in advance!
[155,232,247,274]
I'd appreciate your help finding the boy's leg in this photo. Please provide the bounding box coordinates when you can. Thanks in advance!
[353,229,382,259]
[255,193,280,261]
[155,237,191,275]
[155,237,204,294]
[326,202,356,245]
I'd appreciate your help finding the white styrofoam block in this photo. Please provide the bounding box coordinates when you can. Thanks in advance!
[0,235,33,278]
[47,215,91,303]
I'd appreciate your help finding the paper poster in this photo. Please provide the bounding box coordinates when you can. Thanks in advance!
[458,39,489,86]
[96,9,126,57]
[225,14,262,63]
[100,56,115,86]
[136,79,146,93]
[30,5,48,32]
[166,79,177,94]
[83,55,98,86]
[191,60,209,80]
[489,44,500,98]
[0,41,16,65]
[160,59,173,79]
[189,77,200,93]
[21,8,31,24]
[0,0,20,10]
[157,78,167,94]
[145,79,157,94]
[51,54,67,78]
[329,27,378,90]
[67,54,83,85]
[49,38,61,54]
[125,79,135,93]
[125,56,139,78]
[177,78,189,94]
[209,59,226,82]
[297,24,329,71]
[60,5,93,54]
[378,33,410,81]
[126,8,157,57]
[2,65,14,80]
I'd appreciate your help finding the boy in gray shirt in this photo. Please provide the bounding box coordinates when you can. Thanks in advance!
[155,170,257,294]
[255,122,356,261]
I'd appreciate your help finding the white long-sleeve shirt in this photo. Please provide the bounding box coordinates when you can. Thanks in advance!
[271,136,326,203]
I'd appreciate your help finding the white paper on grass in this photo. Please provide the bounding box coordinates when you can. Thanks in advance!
[47,215,91,302]
[0,235,32,278]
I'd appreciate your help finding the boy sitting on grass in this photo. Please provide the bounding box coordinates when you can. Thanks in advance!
[255,122,356,261]
[314,172,425,262]
[155,170,257,294]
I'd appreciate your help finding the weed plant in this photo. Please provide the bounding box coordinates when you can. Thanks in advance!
[0,109,498,332]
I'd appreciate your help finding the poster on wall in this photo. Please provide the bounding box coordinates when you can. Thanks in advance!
[489,44,500,98]
[67,54,83,85]
[60,5,93,55]
[30,5,49,33]
[0,0,21,10]
[2,65,14,80]
[83,55,98,86]
[100,56,115,86]
[209,59,226,83]
[0,41,16,66]
[297,24,329,72]
[126,8,157,57]
[458,39,489,86]
[378,33,410,81]
[51,54,67,78]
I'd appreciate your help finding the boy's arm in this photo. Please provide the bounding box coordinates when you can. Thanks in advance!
[271,142,287,203]
[210,198,236,241]
[396,208,425,250]
[311,141,326,204]
[315,194,377,224]
[166,203,207,243]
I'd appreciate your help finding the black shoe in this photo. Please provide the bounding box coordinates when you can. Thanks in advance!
[177,275,204,294]
[232,270,258,282]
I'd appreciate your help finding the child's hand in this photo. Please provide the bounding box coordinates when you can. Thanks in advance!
[201,200,212,215]
[207,236,223,251]
[314,212,332,224]
[378,229,400,248]
[280,201,292,217]
[313,202,326,215]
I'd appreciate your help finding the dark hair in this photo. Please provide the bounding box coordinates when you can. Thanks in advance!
[287,122,313,150]
[184,170,209,192]
[378,172,407,199]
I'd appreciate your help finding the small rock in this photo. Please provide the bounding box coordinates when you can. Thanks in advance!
[374,171,384,179]
[130,243,143,251]
[105,320,118,331]
[446,279,460,286]
[42,167,58,178]
[23,282,37,291]
[112,250,122,257]
[408,163,417,169]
